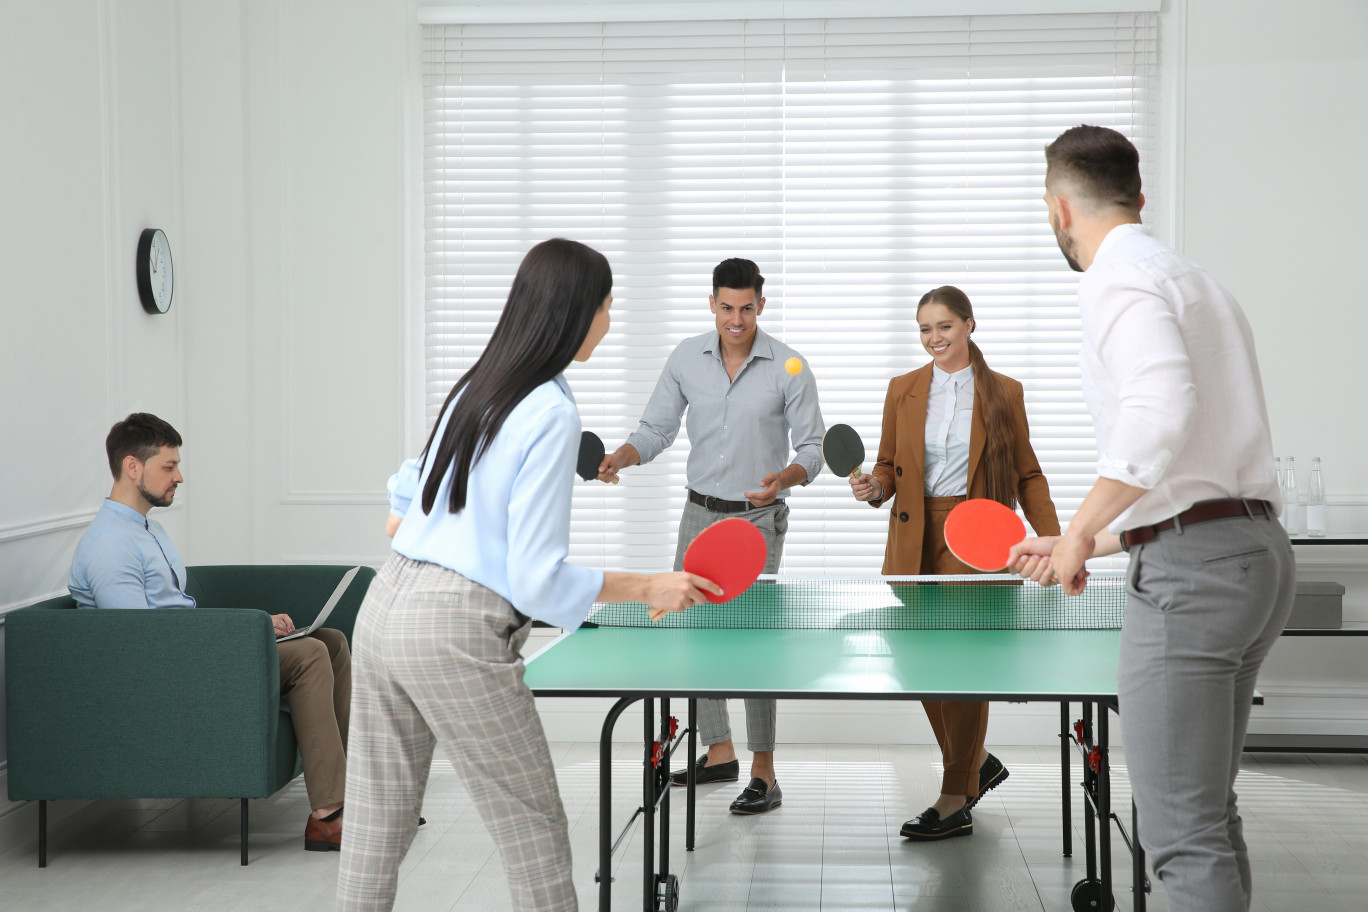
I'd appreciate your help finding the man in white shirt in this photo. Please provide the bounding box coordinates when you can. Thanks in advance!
[1009,125,1294,912]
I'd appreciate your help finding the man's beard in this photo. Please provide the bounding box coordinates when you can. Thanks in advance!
[1051,217,1084,273]
[139,480,175,508]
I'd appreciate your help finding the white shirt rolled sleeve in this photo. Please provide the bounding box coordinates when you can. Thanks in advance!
[1078,224,1280,531]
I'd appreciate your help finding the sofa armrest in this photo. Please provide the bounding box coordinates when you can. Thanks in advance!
[5,607,283,800]
[185,564,375,644]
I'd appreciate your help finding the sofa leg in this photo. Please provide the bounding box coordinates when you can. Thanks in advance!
[241,799,249,866]
[38,800,47,868]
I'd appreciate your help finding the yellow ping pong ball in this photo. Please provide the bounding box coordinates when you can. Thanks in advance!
[784,357,803,375]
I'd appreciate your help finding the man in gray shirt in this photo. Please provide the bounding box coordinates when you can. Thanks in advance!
[599,257,824,815]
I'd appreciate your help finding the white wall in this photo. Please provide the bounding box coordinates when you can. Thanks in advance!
[2,0,1366,848]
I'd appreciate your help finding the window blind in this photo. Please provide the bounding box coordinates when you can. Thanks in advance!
[421,12,1158,574]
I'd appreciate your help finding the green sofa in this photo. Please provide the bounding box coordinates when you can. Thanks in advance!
[4,563,374,866]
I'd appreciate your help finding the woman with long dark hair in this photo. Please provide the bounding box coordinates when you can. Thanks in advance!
[849,285,1060,842]
[337,239,718,912]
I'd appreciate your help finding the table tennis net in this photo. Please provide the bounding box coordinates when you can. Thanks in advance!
[585,572,1127,631]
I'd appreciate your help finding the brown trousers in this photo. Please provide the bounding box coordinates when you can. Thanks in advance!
[921,496,989,798]
[278,627,351,810]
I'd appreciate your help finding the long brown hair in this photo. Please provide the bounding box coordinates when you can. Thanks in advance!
[917,286,1018,509]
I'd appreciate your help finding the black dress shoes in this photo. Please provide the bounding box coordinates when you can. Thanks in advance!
[969,753,1010,809]
[729,778,782,815]
[900,805,973,841]
[669,755,740,787]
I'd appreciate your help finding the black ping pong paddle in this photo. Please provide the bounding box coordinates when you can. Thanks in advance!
[577,431,618,483]
[822,423,866,479]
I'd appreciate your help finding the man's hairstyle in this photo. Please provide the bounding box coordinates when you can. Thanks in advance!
[1044,124,1142,211]
[106,412,182,480]
[712,258,764,298]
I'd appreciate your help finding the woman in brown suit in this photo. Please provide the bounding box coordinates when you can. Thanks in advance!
[850,285,1060,842]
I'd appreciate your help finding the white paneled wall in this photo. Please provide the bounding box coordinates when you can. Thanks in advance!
[2,0,1367,852]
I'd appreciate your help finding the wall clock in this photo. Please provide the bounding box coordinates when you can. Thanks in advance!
[136,228,174,314]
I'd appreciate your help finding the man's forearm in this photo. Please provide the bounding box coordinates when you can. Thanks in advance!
[1068,477,1146,556]
[778,463,808,490]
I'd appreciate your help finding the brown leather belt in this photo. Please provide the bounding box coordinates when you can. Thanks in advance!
[1119,498,1273,552]
[687,489,755,514]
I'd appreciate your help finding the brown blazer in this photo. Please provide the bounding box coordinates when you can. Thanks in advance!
[869,363,1061,574]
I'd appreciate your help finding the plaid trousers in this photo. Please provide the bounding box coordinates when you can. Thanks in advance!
[673,497,788,751]
[336,554,577,912]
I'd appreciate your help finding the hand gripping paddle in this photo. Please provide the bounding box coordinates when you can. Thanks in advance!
[682,517,767,604]
[943,498,1027,572]
[577,431,617,483]
[822,423,866,479]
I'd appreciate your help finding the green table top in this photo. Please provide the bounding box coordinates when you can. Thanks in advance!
[525,627,1121,702]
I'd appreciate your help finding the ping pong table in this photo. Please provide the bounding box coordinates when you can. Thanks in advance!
[525,573,1139,912]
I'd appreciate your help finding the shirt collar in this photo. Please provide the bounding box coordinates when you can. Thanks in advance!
[703,327,774,362]
[931,363,974,390]
[1093,221,1149,265]
[101,498,150,526]
[552,373,576,406]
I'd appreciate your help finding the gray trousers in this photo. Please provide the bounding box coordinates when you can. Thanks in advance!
[1119,510,1294,912]
[337,555,576,912]
[673,497,788,752]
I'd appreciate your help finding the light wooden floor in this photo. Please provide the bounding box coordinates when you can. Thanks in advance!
[1,745,1364,911]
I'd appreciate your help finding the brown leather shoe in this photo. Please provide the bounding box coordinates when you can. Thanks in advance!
[304,811,342,852]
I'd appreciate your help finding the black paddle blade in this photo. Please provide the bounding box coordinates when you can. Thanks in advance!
[822,423,865,478]
[577,431,606,481]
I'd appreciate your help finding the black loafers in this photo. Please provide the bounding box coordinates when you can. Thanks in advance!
[729,778,782,815]
[669,755,740,787]
[969,753,1010,809]
[900,805,973,841]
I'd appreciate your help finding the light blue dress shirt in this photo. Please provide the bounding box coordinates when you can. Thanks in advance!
[69,499,197,610]
[624,328,825,500]
[923,364,975,496]
[387,374,605,629]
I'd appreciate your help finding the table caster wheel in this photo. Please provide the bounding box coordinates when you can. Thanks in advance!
[1071,878,1114,911]
[655,873,679,912]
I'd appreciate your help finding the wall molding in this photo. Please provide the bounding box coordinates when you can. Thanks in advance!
[0,511,99,546]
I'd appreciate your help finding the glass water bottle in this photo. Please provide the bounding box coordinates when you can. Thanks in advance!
[1306,457,1326,538]
[1281,456,1301,535]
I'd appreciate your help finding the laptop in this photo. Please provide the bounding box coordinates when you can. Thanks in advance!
[277,566,361,642]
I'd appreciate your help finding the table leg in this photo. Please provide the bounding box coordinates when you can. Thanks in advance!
[599,696,637,912]
[686,697,697,852]
[1061,701,1073,858]
[643,699,655,912]
[659,698,672,906]
[1082,702,1098,886]
[1099,706,1114,910]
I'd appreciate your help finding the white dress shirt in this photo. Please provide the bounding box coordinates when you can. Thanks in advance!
[923,364,974,496]
[386,375,604,629]
[1079,223,1281,532]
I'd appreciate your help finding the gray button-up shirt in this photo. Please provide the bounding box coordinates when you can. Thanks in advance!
[625,328,825,501]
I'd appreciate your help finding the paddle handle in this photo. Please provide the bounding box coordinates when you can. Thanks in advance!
[849,464,864,480]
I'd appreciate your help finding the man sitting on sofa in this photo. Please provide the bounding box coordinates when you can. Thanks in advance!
[68,412,350,852]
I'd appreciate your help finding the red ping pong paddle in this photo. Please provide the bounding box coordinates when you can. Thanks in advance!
[943,498,1026,572]
[822,423,865,479]
[682,517,767,604]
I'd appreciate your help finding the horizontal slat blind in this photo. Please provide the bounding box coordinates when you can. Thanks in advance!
[422,12,1157,574]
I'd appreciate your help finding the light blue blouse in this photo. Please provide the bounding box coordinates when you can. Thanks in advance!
[69,499,197,610]
[387,374,605,629]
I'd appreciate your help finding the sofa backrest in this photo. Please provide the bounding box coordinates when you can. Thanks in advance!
[23,565,374,642]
